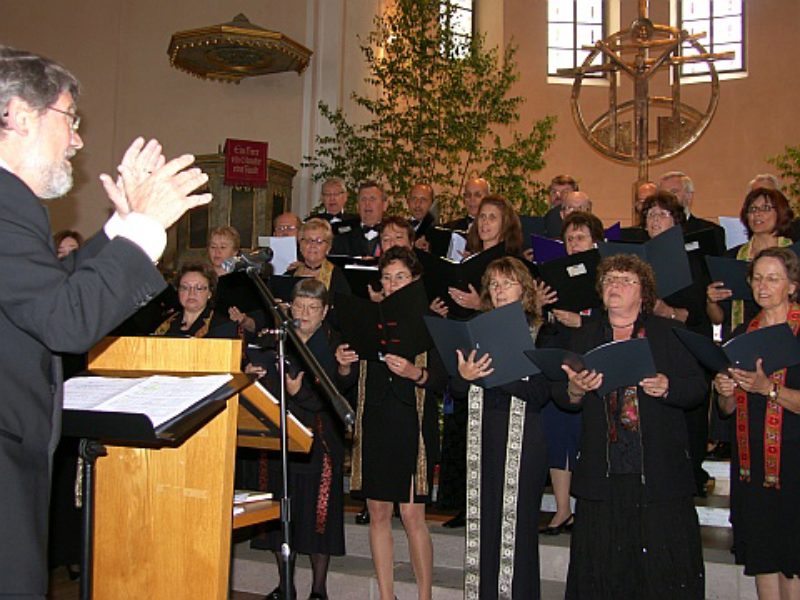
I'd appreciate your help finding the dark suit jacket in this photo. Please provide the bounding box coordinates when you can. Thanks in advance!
[442,214,473,232]
[543,206,563,238]
[0,168,165,594]
[331,222,381,257]
[684,214,726,256]
[412,212,436,240]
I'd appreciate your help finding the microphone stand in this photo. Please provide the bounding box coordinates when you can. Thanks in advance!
[238,264,355,600]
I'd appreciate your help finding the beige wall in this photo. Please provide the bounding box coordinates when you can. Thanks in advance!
[1,1,308,235]
[508,0,800,226]
[3,0,799,233]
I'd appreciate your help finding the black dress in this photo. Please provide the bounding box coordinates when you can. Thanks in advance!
[727,323,800,577]
[553,313,707,600]
[249,324,349,555]
[347,351,446,503]
[452,374,549,600]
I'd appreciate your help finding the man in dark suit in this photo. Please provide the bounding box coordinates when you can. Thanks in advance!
[310,177,358,234]
[331,180,387,257]
[406,182,436,250]
[659,171,726,255]
[0,46,210,597]
[443,176,488,231]
[543,174,579,238]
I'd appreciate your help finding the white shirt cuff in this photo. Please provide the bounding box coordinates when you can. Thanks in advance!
[104,212,167,262]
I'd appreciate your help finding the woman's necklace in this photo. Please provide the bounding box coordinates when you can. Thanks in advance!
[303,262,321,271]
[610,319,636,329]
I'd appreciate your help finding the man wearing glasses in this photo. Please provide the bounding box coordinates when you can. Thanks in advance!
[312,177,358,231]
[0,46,210,596]
[659,170,726,255]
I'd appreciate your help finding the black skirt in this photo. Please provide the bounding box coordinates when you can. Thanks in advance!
[566,474,704,600]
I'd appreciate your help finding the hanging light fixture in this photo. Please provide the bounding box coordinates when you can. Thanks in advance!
[168,13,312,83]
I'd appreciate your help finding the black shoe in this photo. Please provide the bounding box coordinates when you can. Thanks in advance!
[355,506,370,525]
[540,514,574,536]
[264,586,296,600]
[264,587,282,600]
[442,510,466,528]
[309,594,328,600]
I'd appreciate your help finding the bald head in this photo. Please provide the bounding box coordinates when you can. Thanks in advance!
[273,212,301,238]
[407,183,434,221]
[560,191,592,215]
[462,178,490,217]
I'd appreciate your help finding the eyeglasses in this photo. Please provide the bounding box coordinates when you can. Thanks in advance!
[380,272,412,285]
[487,280,521,292]
[602,275,640,287]
[561,205,589,215]
[750,274,787,286]
[747,204,775,214]
[291,301,324,314]
[645,209,672,221]
[178,284,209,294]
[322,190,345,197]
[274,224,298,232]
[48,106,80,133]
[300,237,328,246]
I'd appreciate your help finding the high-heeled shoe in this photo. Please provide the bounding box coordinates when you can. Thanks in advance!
[539,513,574,536]
[355,506,370,524]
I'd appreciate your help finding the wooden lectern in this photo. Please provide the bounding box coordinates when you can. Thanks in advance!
[77,335,310,599]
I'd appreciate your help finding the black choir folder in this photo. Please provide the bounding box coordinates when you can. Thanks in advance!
[326,255,381,299]
[335,279,432,361]
[704,256,752,301]
[62,372,252,446]
[536,248,602,313]
[423,301,538,388]
[673,323,800,375]
[599,225,691,298]
[524,338,656,396]
[416,243,507,320]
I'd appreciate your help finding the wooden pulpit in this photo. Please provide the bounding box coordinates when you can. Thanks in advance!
[81,336,246,599]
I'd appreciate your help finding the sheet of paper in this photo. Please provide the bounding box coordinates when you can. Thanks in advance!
[718,216,748,250]
[447,233,467,262]
[65,374,233,428]
[261,236,298,275]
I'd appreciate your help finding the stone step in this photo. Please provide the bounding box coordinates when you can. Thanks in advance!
[232,514,755,600]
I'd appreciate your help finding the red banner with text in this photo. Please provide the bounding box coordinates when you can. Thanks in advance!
[224,139,268,187]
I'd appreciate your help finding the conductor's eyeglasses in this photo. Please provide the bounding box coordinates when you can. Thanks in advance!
[48,106,81,133]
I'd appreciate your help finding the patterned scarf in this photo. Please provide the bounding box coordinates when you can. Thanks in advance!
[605,324,646,441]
[153,308,213,337]
[732,237,792,330]
[317,259,334,290]
[734,303,800,488]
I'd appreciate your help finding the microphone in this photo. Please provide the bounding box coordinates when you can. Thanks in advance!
[221,248,274,273]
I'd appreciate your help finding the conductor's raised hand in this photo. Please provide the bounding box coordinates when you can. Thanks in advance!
[456,348,494,381]
[100,137,165,215]
[115,145,212,229]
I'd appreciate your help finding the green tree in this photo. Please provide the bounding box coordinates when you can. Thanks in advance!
[769,145,800,212]
[303,0,555,221]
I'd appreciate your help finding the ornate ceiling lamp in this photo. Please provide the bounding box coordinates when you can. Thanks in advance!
[168,13,312,83]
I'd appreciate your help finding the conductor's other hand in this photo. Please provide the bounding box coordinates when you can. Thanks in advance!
[100,137,212,229]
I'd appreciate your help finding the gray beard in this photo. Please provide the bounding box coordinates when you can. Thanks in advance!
[38,160,74,200]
